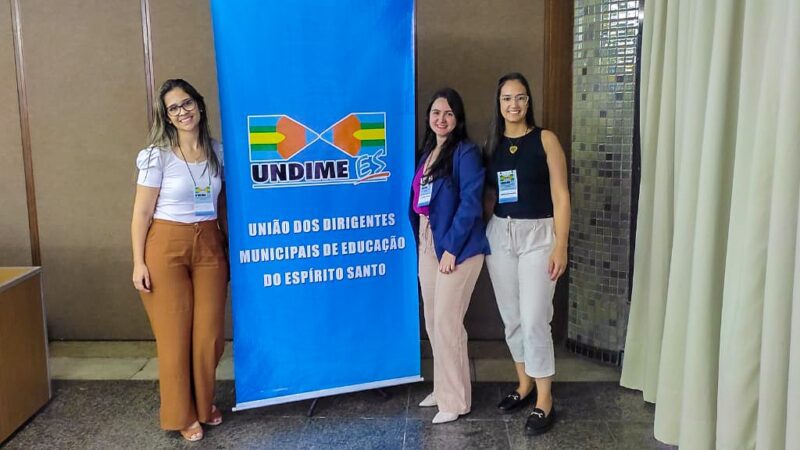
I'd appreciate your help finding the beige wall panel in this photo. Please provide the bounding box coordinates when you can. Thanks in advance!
[0,4,32,266]
[22,0,150,338]
[10,1,551,340]
[150,0,221,139]
[417,0,545,339]
[149,0,232,337]
[417,0,545,148]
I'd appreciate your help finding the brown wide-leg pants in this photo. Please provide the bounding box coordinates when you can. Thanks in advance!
[139,219,228,430]
[417,215,483,415]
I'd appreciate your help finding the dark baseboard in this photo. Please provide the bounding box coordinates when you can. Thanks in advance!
[565,338,623,366]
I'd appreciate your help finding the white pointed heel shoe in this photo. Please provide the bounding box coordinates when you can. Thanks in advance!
[432,412,460,424]
[418,393,437,407]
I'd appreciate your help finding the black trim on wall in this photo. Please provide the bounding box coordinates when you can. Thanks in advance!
[11,0,41,266]
[140,0,154,127]
[566,338,622,365]
[628,1,644,303]
[544,0,574,346]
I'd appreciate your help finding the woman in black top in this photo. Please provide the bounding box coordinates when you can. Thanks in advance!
[483,72,571,436]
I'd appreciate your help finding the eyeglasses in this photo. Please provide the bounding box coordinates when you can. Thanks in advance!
[166,98,197,116]
[499,94,530,104]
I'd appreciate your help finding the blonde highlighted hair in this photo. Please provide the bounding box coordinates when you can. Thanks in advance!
[146,79,220,177]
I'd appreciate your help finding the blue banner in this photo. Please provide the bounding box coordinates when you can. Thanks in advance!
[210,0,420,410]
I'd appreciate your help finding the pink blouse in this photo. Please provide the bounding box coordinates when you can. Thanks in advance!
[411,163,430,216]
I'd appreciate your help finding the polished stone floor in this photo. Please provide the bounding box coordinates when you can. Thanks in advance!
[4,380,673,449]
[2,342,674,449]
[46,341,622,383]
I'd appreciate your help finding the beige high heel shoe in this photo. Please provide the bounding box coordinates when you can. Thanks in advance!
[202,405,223,426]
[180,421,204,442]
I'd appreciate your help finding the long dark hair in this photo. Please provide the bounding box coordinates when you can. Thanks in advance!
[484,72,538,161]
[419,87,469,181]
[146,79,220,177]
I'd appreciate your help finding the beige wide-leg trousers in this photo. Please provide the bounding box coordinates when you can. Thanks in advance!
[418,215,483,415]
[139,219,228,430]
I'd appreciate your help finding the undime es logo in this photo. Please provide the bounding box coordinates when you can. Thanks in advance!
[248,113,390,189]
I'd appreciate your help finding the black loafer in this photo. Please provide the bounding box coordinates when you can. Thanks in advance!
[497,389,534,414]
[524,407,556,436]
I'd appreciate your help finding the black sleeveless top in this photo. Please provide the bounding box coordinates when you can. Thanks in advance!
[487,128,554,219]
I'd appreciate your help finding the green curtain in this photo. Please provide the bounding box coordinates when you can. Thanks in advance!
[620,0,800,448]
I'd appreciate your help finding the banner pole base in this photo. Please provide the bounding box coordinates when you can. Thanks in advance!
[234,375,423,411]
[304,388,391,417]
[306,398,320,417]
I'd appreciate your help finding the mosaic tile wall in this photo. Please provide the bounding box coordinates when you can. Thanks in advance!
[568,0,640,362]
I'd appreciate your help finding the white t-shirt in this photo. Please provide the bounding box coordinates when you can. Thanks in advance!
[136,142,224,223]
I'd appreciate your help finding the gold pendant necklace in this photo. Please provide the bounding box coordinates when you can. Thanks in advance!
[507,128,531,154]
[508,136,521,154]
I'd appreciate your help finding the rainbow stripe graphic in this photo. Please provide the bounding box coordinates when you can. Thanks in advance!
[499,173,515,183]
[320,113,386,157]
[248,115,319,161]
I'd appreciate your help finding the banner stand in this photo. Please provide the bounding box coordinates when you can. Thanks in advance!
[303,388,392,417]
[211,0,421,411]
[231,375,422,412]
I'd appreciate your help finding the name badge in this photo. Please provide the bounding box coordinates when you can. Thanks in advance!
[194,184,215,217]
[417,179,433,207]
[497,170,518,204]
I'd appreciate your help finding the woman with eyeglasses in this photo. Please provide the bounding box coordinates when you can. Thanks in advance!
[483,72,571,436]
[411,88,490,424]
[131,79,227,442]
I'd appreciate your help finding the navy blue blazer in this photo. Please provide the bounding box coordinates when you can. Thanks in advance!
[409,140,490,264]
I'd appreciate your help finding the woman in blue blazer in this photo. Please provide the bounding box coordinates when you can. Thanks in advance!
[409,88,490,424]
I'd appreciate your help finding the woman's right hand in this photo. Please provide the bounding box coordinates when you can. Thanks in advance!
[132,263,152,292]
[131,184,159,293]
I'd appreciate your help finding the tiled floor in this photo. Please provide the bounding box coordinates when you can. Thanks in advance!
[47,341,622,383]
[5,381,673,449]
[2,341,674,449]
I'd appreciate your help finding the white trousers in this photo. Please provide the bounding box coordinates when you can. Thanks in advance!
[485,215,557,378]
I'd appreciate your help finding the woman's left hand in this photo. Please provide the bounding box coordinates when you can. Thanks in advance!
[439,251,457,274]
[548,246,567,281]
